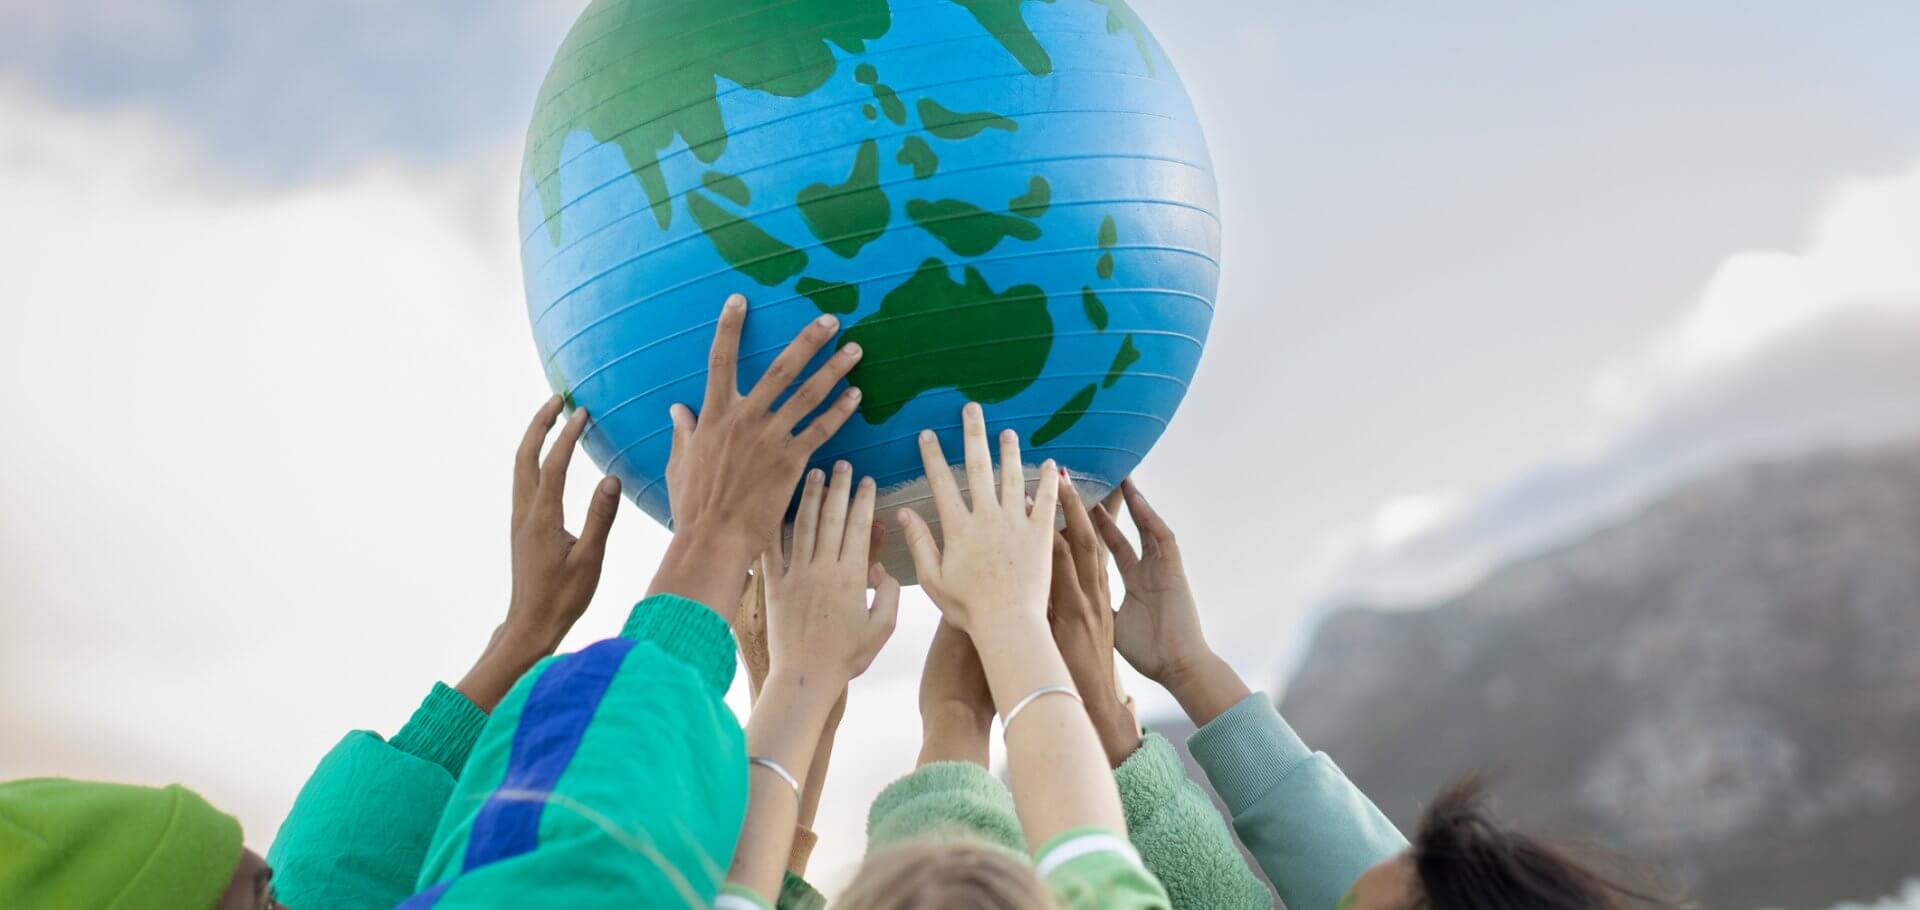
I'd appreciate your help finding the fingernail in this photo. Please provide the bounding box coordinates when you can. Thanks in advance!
[725,294,746,311]
[896,508,914,526]
[1043,459,1057,472]
[815,314,837,329]
[570,407,588,423]
[965,402,981,417]
[834,460,851,474]
[598,476,620,494]
[841,342,862,358]
[861,476,875,490]
[920,429,935,443]
[846,386,863,402]
[1061,467,1071,482]
[809,468,825,483]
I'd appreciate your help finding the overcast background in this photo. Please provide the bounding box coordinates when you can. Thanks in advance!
[3,0,1918,900]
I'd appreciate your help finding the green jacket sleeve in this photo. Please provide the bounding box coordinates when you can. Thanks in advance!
[1115,731,1273,909]
[1186,693,1407,910]
[265,682,488,910]
[402,594,748,909]
[865,761,1026,855]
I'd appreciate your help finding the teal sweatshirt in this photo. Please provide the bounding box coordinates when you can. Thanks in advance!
[1186,693,1407,910]
[398,594,748,909]
[807,730,1266,910]
[267,682,488,910]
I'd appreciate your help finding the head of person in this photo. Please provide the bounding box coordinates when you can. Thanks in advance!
[1341,777,1678,910]
[836,839,1053,910]
[0,778,283,910]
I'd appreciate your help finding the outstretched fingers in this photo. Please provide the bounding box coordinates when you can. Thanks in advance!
[573,475,621,563]
[1057,473,1104,594]
[792,468,826,565]
[917,428,965,522]
[744,313,840,414]
[537,407,590,511]
[998,429,1026,512]
[959,403,996,511]
[703,294,748,415]
[858,562,902,670]
[843,476,878,565]
[515,395,566,517]
[774,339,862,430]
[1029,459,1060,524]
[818,461,854,561]
[897,507,941,583]
[1120,478,1175,551]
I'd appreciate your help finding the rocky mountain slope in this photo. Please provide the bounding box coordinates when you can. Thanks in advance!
[1274,442,1920,908]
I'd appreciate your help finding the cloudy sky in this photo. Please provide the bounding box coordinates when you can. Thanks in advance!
[3,0,1918,892]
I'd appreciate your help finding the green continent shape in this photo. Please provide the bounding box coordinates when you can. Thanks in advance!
[839,259,1053,424]
[1090,0,1157,74]
[1096,214,1119,279]
[918,98,1018,140]
[1032,382,1098,445]
[1081,287,1109,331]
[796,277,861,315]
[946,0,1055,76]
[1104,333,1140,388]
[862,104,878,121]
[687,190,809,286]
[797,139,891,259]
[1010,176,1051,218]
[701,169,750,205]
[897,137,939,179]
[908,198,1043,257]
[856,63,907,124]
[525,0,893,243]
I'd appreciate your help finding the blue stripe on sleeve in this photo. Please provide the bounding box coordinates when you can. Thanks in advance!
[460,637,638,870]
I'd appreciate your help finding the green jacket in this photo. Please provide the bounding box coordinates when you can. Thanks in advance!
[269,594,747,910]
[267,682,488,910]
[1186,693,1407,910]
[402,594,747,908]
[775,730,1265,909]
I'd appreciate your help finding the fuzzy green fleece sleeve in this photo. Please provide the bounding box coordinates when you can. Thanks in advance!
[1115,731,1273,909]
[401,594,748,909]
[266,682,488,910]
[865,761,1026,855]
[1187,693,1406,910]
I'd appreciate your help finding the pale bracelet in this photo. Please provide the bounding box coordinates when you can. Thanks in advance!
[749,756,800,796]
[1002,685,1082,729]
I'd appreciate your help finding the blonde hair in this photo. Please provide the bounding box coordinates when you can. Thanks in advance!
[836,839,1054,910]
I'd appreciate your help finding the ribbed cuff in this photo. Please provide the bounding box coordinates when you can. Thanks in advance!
[715,882,773,910]
[1113,731,1182,833]
[389,682,489,777]
[780,870,828,910]
[620,593,738,694]
[1185,691,1313,813]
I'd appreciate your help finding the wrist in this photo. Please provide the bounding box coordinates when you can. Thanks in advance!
[763,666,849,713]
[1162,652,1251,727]
[1084,696,1143,768]
[647,530,759,621]
[1155,648,1225,692]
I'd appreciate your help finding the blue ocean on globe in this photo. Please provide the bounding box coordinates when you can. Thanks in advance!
[519,0,1219,575]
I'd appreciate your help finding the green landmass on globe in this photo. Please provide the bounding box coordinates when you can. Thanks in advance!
[525,0,1160,443]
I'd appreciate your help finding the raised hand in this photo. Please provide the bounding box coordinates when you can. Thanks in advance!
[1048,473,1143,767]
[897,402,1060,633]
[649,294,865,618]
[762,461,901,688]
[1092,478,1212,686]
[1093,478,1250,726]
[458,396,621,711]
[728,462,899,901]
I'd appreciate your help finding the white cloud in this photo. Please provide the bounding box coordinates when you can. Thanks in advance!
[1319,161,1920,614]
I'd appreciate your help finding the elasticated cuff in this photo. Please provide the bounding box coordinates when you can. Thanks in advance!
[715,882,773,910]
[1185,691,1314,813]
[619,593,738,694]
[1113,731,1183,833]
[780,870,828,910]
[389,682,488,777]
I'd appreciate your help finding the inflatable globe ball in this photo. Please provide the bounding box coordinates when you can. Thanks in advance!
[521,0,1219,580]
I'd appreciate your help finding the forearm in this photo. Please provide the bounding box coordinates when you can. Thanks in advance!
[974,618,1128,850]
[646,528,758,624]
[727,671,839,902]
[917,701,993,767]
[1162,653,1253,729]
[453,624,550,713]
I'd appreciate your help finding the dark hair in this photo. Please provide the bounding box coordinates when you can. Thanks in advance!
[1411,776,1685,910]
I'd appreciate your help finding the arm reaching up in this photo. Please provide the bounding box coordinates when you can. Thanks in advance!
[1095,479,1407,910]
[269,395,619,910]
[722,464,900,906]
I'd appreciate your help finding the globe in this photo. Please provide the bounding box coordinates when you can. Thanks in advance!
[521,0,1219,579]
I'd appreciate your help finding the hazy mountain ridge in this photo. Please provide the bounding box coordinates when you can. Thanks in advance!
[1273,441,1920,909]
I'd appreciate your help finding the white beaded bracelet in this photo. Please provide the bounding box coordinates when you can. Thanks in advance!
[749,756,800,796]
[1002,685,1082,729]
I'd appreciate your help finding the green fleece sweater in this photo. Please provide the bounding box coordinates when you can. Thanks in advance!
[267,681,489,910]
[400,593,747,908]
[1186,693,1407,910]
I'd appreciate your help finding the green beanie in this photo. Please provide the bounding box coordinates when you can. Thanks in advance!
[0,777,244,910]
